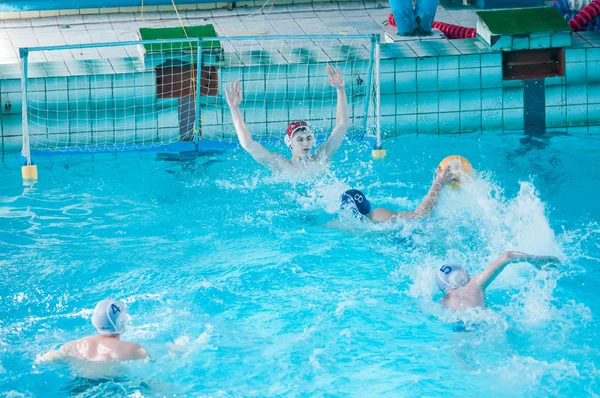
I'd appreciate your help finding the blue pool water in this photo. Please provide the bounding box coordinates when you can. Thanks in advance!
[1,133,599,396]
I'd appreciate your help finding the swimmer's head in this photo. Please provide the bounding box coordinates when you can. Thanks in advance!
[341,189,371,216]
[91,299,128,335]
[285,121,314,159]
[436,264,470,293]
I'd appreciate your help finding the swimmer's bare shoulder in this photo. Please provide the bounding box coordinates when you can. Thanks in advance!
[37,337,148,363]
[368,208,416,223]
[91,338,148,361]
[441,281,485,310]
[120,341,149,360]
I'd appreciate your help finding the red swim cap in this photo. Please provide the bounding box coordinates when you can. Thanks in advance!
[284,121,309,148]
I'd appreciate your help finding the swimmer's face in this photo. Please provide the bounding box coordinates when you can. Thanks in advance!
[290,128,314,158]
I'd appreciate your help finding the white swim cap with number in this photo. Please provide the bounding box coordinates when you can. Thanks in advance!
[436,264,470,293]
[91,299,127,335]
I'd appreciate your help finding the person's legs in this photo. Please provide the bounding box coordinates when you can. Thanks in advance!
[415,0,438,34]
[389,0,417,35]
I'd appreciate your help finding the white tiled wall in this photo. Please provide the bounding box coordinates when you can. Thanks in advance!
[380,48,600,137]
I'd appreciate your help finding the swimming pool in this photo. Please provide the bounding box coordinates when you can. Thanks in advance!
[1,132,599,396]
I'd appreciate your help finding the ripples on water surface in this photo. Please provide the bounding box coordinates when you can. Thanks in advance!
[1,134,599,396]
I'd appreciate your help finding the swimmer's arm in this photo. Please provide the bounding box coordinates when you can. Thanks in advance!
[127,344,149,360]
[504,252,560,271]
[36,342,75,363]
[226,81,287,169]
[472,251,560,289]
[36,349,62,363]
[316,66,349,161]
[368,207,416,223]
[368,167,453,222]
[229,104,285,167]
[413,166,454,218]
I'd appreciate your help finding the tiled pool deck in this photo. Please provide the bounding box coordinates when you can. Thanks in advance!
[1,0,599,79]
[0,1,409,65]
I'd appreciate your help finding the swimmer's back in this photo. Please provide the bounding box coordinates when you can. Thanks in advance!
[50,336,148,362]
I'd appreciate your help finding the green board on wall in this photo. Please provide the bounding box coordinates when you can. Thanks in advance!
[476,7,570,35]
[139,25,220,52]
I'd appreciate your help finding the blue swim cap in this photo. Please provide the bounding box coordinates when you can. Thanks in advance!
[341,189,371,216]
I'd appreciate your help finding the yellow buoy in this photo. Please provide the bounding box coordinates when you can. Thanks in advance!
[439,155,473,189]
[372,148,387,160]
[21,164,38,181]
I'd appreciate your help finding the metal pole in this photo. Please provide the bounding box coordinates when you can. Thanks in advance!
[20,48,30,165]
[374,35,381,150]
[195,38,203,147]
[363,35,376,135]
[26,35,373,54]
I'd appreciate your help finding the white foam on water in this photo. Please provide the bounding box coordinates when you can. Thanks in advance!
[492,355,580,390]
[509,274,592,332]
[66,359,126,380]
[334,300,356,319]
[458,177,560,257]
[309,348,324,370]
[293,173,349,214]
[399,171,590,332]
[214,173,265,191]
[2,391,31,398]
[167,324,215,356]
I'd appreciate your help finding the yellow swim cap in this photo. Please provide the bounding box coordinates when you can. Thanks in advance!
[439,155,473,189]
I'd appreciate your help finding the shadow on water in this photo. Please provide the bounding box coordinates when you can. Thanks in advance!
[496,133,570,197]
[156,150,222,176]
[63,376,152,397]
[516,129,570,153]
[155,150,225,162]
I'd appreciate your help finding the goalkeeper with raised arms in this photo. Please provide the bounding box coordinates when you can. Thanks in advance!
[225,65,349,173]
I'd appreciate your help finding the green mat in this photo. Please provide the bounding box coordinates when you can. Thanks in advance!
[139,25,220,53]
[476,7,571,35]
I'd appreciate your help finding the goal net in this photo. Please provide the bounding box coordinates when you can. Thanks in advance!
[20,35,379,160]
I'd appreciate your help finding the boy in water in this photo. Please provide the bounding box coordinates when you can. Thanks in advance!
[341,165,457,223]
[37,299,148,362]
[225,65,349,172]
[436,251,560,310]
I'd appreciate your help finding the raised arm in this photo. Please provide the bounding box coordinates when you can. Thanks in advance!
[315,65,349,161]
[367,167,454,223]
[413,166,455,217]
[472,251,560,289]
[225,81,286,169]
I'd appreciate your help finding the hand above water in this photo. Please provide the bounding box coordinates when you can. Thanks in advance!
[502,251,561,269]
[435,165,458,186]
[326,65,344,88]
[225,81,243,108]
